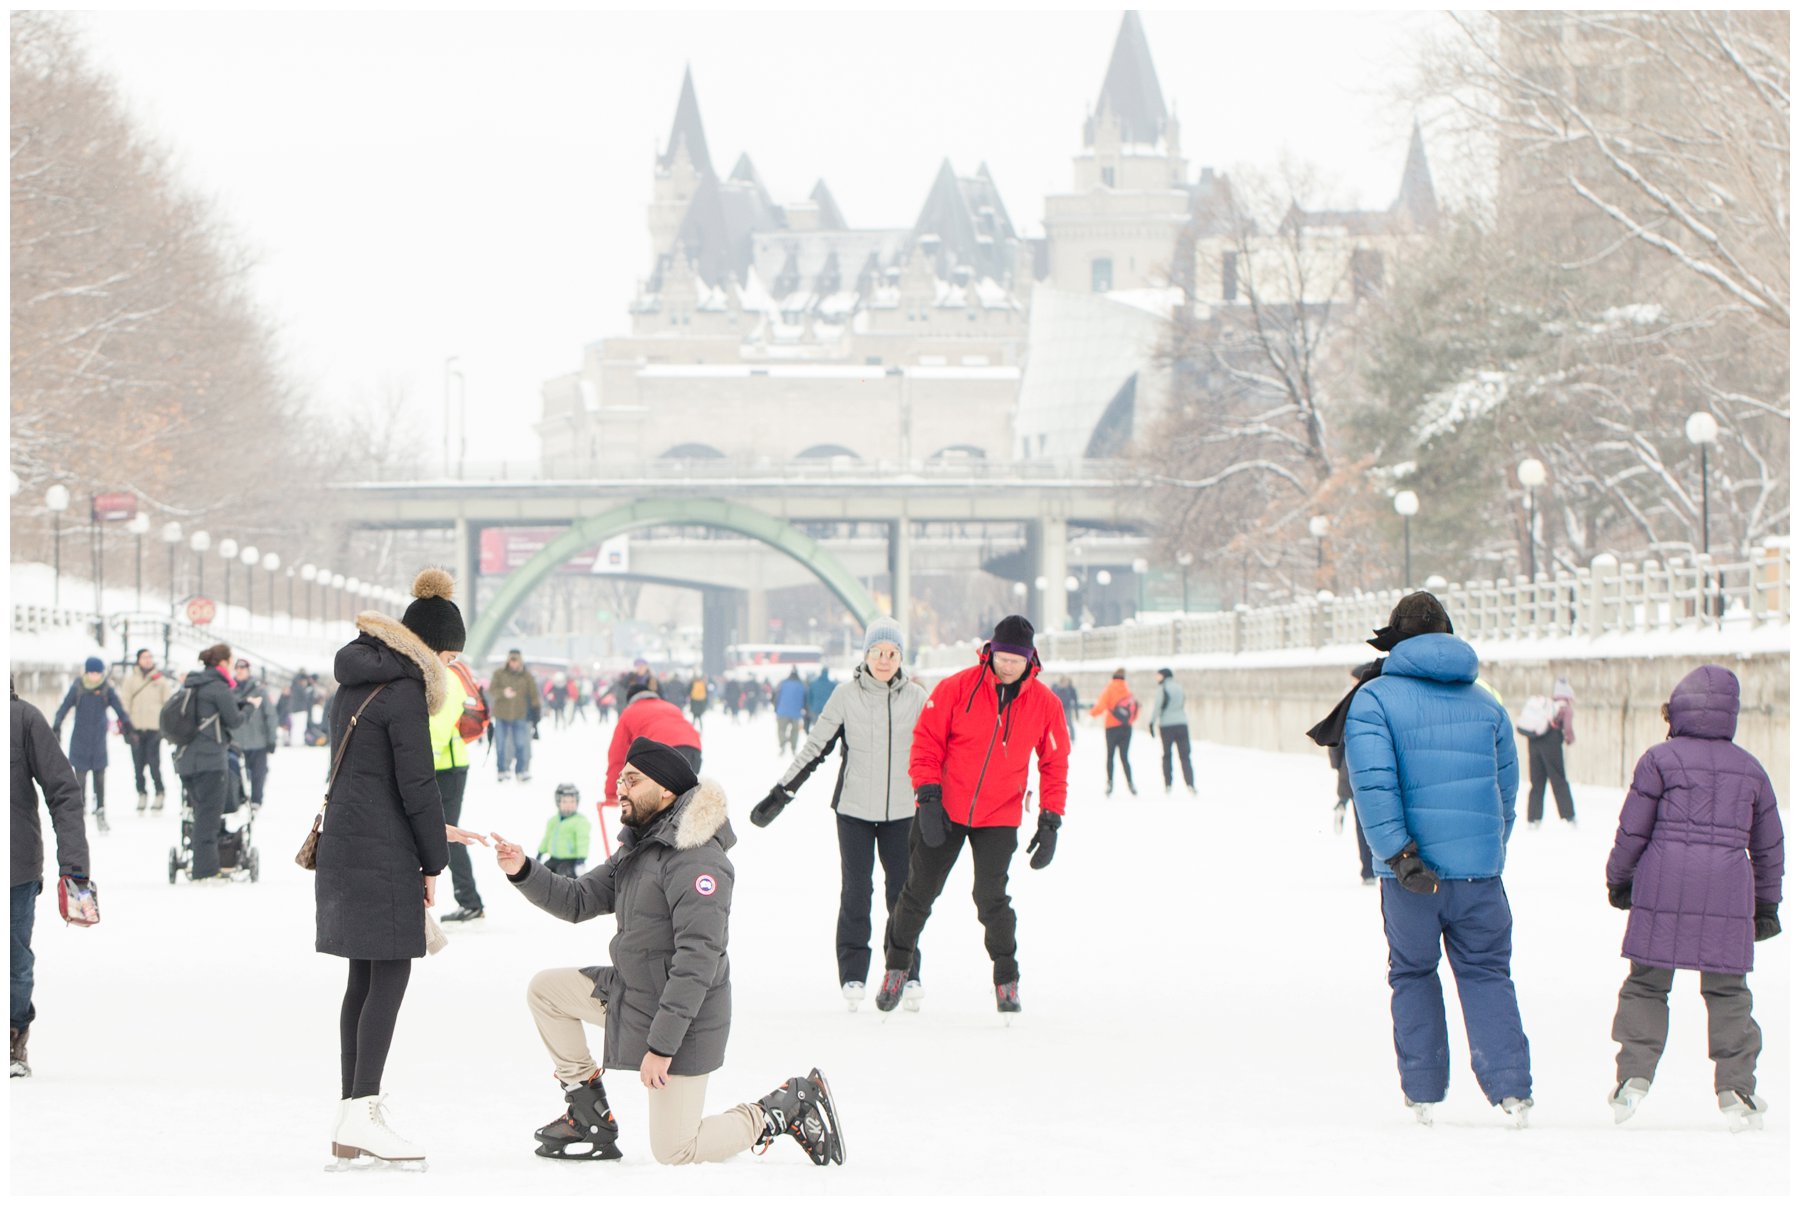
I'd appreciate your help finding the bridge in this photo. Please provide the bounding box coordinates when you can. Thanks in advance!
[336,459,1145,665]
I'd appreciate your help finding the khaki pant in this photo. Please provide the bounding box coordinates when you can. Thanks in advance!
[526,967,762,1165]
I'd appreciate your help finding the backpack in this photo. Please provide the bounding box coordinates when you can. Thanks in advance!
[449,661,491,744]
[1516,695,1554,736]
[159,685,212,747]
[1110,693,1140,725]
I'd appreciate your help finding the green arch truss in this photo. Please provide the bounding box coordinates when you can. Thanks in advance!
[464,497,881,666]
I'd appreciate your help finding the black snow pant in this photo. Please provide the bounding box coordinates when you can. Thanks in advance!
[836,814,918,985]
[76,768,107,816]
[885,818,1020,985]
[182,770,227,879]
[128,730,165,795]
[1612,961,1762,1094]
[436,767,483,911]
[242,748,269,807]
[1104,725,1136,792]
[1157,724,1194,789]
[1526,733,1575,822]
[339,957,414,1099]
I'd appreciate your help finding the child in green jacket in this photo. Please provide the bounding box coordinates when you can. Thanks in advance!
[538,783,591,876]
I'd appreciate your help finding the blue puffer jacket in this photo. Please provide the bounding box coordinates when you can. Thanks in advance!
[1344,633,1518,880]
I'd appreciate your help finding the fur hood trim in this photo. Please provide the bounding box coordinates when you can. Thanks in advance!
[355,610,445,715]
[672,779,729,850]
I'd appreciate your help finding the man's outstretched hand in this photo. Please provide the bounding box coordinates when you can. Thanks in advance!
[490,833,526,876]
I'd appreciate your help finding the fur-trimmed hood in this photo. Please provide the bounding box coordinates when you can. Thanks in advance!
[335,611,445,715]
[640,778,734,853]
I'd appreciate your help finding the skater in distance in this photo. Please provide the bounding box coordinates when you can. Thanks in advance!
[492,736,844,1167]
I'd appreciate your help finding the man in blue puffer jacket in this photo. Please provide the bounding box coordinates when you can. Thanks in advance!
[1344,591,1532,1128]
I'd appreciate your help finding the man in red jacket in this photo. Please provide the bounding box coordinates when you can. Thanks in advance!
[602,681,703,815]
[876,615,1069,1014]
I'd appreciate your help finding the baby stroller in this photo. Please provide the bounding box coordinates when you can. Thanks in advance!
[168,758,260,884]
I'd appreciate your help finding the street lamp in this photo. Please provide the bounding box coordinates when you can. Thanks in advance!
[1308,515,1330,569]
[1131,557,1149,616]
[1684,412,1719,555]
[301,563,317,626]
[127,513,151,609]
[218,538,238,616]
[1517,457,1546,582]
[1011,581,1028,600]
[1176,551,1194,613]
[240,546,260,624]
[45,485,70,606]
[262,552,280,622]
[331,574,346,622]
[190,530,211,597]
[161,522,182,616]
[1394,490,1420,588]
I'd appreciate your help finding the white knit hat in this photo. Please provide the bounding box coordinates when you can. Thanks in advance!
[862,617,906,657]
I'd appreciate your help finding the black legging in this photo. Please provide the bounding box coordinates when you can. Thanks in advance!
[1104,726,1136,791]
[77,768,107,814]
[340,958,413,1099]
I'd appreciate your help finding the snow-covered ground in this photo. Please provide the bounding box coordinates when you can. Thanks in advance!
[10,711,1789,1194]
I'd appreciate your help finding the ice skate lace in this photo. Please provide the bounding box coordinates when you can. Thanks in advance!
[371,1094,411,1140]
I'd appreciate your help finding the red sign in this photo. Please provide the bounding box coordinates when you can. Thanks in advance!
[91,492,138,523]
[479,528,607,575]
[186,597,217,626]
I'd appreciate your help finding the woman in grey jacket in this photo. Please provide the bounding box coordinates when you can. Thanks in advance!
[749,619,927,1011]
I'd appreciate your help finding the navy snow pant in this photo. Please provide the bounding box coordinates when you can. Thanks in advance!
[1379,877,1531,1105]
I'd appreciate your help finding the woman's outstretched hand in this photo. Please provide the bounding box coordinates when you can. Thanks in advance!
[491,833,526,876]
[445,825,490,847]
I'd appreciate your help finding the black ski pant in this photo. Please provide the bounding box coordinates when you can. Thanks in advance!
[181,770,227,879]
[242,748,269,806]
[885,817,1020,985]
[339,957,413,1099]
[836,814,918,985]
[76,769,107,816]
[1157,724,1194,789]
[1526,734,1575,822]
[128,730,165,795]
[1104,725,1136,792]
[436,767,483,911]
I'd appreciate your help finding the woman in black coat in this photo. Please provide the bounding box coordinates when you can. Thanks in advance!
[316,601,454,1166]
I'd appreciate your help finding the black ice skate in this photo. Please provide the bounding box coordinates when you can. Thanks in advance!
[534,1074,623,1160]
[755,1067,845,1166]
[995,981,1022,1013]
[10,1026,29,1078]
[874,969,906,1012]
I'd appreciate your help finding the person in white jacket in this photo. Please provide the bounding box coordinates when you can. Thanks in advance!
[748,619,928,1011]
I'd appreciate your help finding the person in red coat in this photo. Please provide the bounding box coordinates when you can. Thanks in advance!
[876,615,1069,1015]
[602,682,702,813]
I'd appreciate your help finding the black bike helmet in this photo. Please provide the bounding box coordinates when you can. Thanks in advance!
[554,782,580,802]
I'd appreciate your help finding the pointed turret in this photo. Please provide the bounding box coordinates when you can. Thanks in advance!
[1085,11,1167,147]
[1392,120,1440,230]
[809,179,846,230]
[658,66,715,180]
[731,152,773,207]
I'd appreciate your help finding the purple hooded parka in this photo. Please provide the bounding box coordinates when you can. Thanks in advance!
[1605,665,1784,975]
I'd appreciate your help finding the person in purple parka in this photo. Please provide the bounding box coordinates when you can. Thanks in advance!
[1604,664,1784,1131]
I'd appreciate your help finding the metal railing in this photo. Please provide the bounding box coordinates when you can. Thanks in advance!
[919,545,1792,668]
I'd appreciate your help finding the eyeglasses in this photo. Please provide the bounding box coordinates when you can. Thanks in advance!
[616,771,645,789]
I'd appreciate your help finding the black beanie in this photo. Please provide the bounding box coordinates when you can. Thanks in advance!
[1368,591,1453,651]
[990,614,1036,659]
[401,568,466,653]
[624,736,700,798]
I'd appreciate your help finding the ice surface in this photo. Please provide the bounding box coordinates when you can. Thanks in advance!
[9,710,1788,1194]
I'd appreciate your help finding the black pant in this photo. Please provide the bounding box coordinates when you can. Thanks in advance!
[836,814,918,985]
[128,730,165,794]
[242,748,269,806]
[182,770,227,879]
[76,768,107,815]
[1104,725,1136,791]
[436,767,483,910]
[340,958,413,1099]
[1526,734,1575,822]
[1157,724,1194,789]
[885,819,1020,985]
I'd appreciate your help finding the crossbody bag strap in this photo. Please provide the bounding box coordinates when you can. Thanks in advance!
[323,682,389,804]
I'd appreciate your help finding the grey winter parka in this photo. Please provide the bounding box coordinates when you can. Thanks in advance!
[511,779,736,1076]
[12,695,89,887]
[314,613,450,961]
[173,667,249,776]
[779,663,927,823]
[232,677,281,752]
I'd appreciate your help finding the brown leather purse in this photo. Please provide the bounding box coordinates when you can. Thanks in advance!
[295,683,389,870]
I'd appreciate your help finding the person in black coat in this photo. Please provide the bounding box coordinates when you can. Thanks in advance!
[12,679,93,1078]
[174,645,252,879]
[316,601,459,1165]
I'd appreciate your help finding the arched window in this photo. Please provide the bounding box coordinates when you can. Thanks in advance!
[658,443,727,460]
[928,444,988,462]
[794,444,861,460]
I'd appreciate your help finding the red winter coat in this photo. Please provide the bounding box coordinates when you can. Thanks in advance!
[604,694,702,807]
[910,647,1069,828]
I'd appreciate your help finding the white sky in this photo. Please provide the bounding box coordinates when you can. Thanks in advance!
[67,7,1442,466]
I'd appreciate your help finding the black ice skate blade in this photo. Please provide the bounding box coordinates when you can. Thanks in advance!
[535,1140,623,1161]
[806,1068,846,1166]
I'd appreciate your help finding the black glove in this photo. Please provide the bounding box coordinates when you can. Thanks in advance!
[1754,901,1781,942]
[1608,881,1633,911]
[915,785,948,848]
[1026,811,1060,870]
[1386,844,1439,895]
[750,786,791,828]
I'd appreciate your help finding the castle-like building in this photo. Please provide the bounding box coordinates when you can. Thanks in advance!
[538,10,1438,473]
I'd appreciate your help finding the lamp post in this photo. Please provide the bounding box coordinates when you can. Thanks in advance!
[127,513,151,610]
[285,565,295,631]
[1131,557,1149,616]
[1394,490,1420,588]
[1308,515,1329,570]
[1685,412,1720,618]
[240,546,260,624]
[301,564,317,628]
[444,356,462,477]
[1517,457,1546,582]
[218,538,238,618]
[331,574,346,623]
[346,577,362,624]
[1176,551,1194,613]
[190,530,211,598]
[161,522,182,616]
[262,552,280,625]
[45,485,70,606]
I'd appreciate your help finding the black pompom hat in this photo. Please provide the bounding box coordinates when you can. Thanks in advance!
[401,568,466,653]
